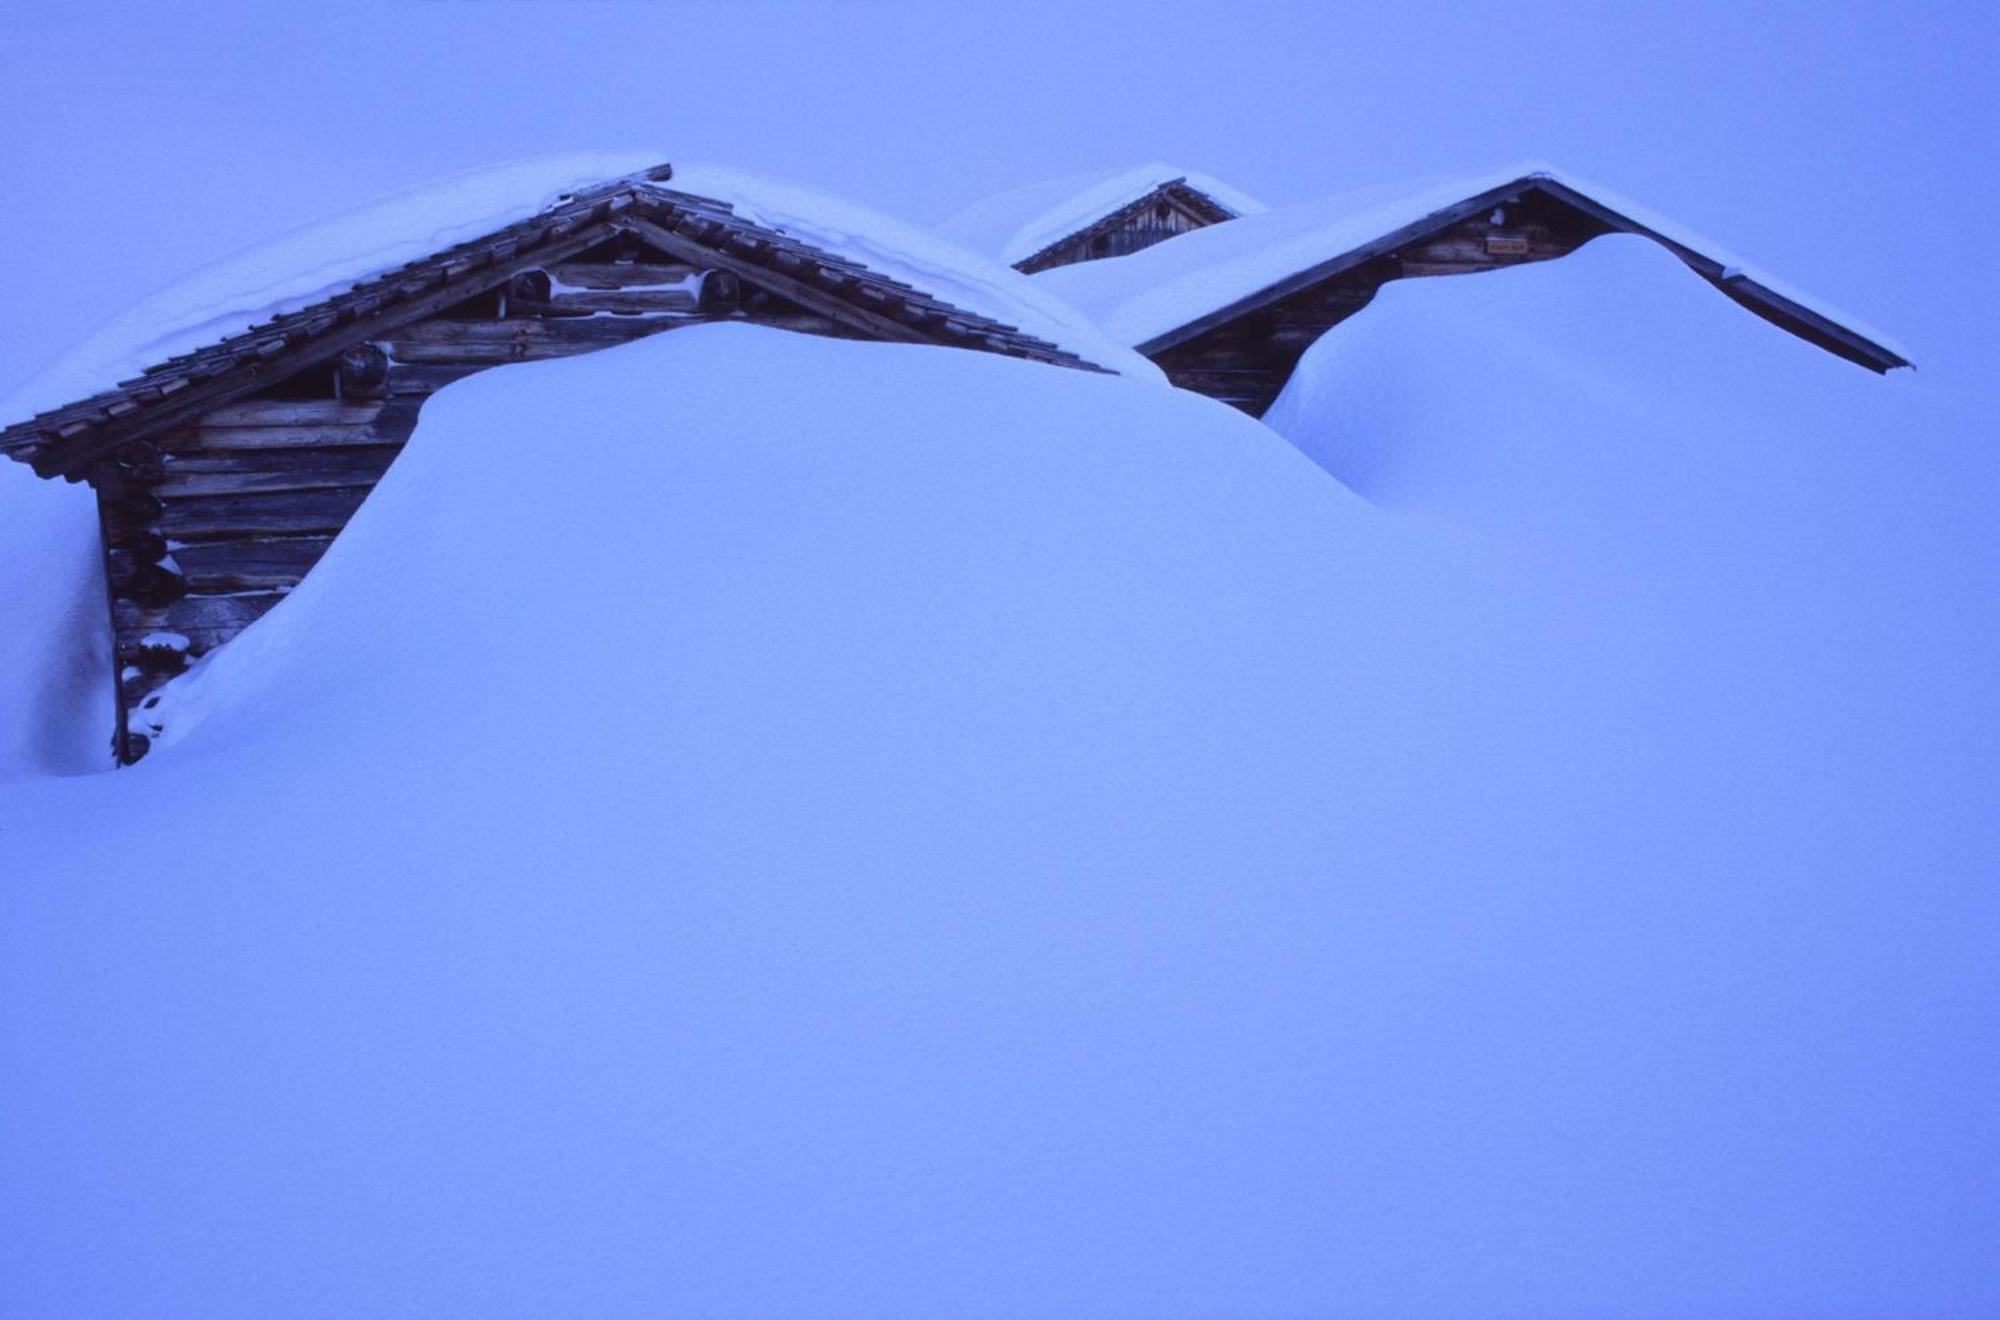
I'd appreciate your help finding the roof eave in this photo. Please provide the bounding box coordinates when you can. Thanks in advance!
[1136,175,1911,372]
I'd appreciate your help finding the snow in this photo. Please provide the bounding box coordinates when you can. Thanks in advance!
[0,253,1993,1315]
[0,463,111,780]
[1037,160,1912,360]
[0,154,1158,432]
[937,163,1267,266]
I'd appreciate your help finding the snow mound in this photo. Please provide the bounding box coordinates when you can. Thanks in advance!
[0,463,110,779]
[938,163,1267,266]
[1039,160,1910,360]
[0,301,1991,1315]
[0,154,1159,431]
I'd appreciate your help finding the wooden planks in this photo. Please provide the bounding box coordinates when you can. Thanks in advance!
[379,314,688,364]
[157,446,402,496]
[199,398,387,427]
[114,592,287,652]
[171,537,336,593]
[552,260,702,288]
[528,289,704,316]
[159,487,372,539]
[167,397,419,453]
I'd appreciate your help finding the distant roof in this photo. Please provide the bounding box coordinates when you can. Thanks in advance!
[2,155,1159,480]
[938,164,1267,268]
[1037,162,1911,373]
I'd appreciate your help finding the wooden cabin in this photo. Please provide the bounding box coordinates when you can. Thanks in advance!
[1038,169,1911,416]
[0,162,1112,763]
[1013,178,1248,273]
[939,166,1266,274]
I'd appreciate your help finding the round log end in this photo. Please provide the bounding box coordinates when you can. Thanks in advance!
[337,343,392,398]
[697,269,741,314]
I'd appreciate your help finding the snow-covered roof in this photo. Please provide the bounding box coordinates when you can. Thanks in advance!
[0,154,1160,476]
[937,164,1267,268]
[1036,161,1911,372]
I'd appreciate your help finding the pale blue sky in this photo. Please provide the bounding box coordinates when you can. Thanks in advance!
[1,0,1992,399]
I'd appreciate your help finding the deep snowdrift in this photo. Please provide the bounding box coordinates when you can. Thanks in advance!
[0,463,110,780]
[1,258,1993,1317]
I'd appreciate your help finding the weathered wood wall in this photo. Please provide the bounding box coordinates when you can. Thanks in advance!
[100,237,842,761]
[1018,188,1231,274]
[1155,194,1608,416]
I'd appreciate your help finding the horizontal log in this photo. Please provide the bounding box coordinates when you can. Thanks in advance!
[159,486,372,539]
[381,315,685,364]
[517,288,702,316]
[551,260,703,289]
[171,537,335,593]
[199,399,388,427]
[388,316,689,345]
[158,445,401,496]
[114,591,286,653]
[166,422,401,453]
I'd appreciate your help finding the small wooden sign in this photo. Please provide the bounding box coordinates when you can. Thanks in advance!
[1485,234,1531,257]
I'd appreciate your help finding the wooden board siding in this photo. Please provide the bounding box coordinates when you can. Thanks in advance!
[101,235,853,762]
[1017,183,1242,274]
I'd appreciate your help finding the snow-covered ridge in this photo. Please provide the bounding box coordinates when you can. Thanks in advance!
[937,163,1268,267]
[661,164,1158,379]
[1036,160,1911,364]
[0,153,1158,429]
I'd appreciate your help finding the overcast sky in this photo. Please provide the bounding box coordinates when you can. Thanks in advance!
[1,0,1992,403]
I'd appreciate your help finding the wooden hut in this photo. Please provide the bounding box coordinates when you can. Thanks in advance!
[939,165,1266,274]
[1037,167,1911,416]
[0,160,1119,763]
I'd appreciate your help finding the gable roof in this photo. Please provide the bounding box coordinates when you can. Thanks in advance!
[2,156,1154,481]
[1036,163,1911,373]
[938,164,1267,269]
